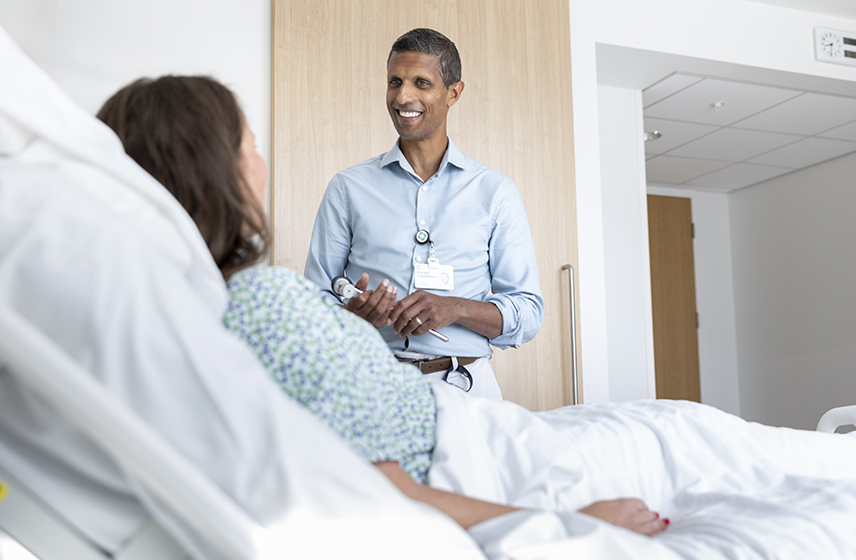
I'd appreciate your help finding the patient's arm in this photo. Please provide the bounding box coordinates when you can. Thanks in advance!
[374,461,516,528]
[374,462,667,536]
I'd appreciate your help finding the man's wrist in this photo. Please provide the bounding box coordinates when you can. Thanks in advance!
[455,298,502,339]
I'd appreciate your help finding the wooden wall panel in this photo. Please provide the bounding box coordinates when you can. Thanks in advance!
[272,0,580,410]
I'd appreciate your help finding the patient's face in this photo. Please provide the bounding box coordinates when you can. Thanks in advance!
[239,122,267,208]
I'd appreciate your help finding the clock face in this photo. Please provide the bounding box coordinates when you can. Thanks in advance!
[821,31,843,57]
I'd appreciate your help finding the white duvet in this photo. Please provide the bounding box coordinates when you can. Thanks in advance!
[428,381,856,559]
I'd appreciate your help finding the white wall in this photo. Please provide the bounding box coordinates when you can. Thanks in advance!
[597,85,656,401]
[0,0,271,198]
[596,82,741,414]
[730,152,856,429]
[573,0,856,81]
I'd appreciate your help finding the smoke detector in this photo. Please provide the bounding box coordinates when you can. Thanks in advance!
[643,131,662,142]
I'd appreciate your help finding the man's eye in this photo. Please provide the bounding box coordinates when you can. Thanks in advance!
[389,79,401,87]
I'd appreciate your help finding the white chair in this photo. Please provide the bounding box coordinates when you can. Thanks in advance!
[0,303,267,560]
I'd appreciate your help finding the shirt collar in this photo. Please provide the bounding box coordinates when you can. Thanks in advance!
[381,138,472,175]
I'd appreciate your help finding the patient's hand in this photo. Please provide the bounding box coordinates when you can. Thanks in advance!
[579,498,668,537]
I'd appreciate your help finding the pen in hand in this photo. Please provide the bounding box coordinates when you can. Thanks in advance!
[331,276,449,342]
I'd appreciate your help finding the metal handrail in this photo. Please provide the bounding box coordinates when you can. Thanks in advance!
[561,264,579,405]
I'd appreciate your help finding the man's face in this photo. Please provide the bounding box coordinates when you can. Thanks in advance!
[386,51,460,142]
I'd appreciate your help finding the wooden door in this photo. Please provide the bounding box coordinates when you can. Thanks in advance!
[647,195,701,402]
[272,0,580,410]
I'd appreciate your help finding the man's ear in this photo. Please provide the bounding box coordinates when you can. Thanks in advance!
[446,81,464,108]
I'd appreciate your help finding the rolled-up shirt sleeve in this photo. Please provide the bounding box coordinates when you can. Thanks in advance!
[304,174,352,306]
[484,181,544,349]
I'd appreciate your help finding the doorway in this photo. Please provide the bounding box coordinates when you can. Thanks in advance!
[647,195,701,402]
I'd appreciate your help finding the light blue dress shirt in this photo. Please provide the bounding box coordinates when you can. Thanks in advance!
[305,139,544,358]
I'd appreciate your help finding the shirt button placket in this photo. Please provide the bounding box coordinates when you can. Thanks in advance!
[412,179,428,293]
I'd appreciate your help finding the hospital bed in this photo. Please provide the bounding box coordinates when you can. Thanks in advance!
[2,292,856,560]
[0,302,262,560]
[0,465,183,560]
[817,404,856,433]
[1,25,485,556]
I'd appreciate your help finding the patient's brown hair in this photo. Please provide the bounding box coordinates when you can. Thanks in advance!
[97,76,268,280]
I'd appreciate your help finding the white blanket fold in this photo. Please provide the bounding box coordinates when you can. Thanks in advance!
[429,381,856,559]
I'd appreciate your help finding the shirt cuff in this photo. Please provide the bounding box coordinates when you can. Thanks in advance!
[485,295,521,349]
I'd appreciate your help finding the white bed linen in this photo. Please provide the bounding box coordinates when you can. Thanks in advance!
[429,381,856,559]
[0,27,485,560]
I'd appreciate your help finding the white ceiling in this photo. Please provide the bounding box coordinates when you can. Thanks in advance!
[644,74,856,191]
[595,1,856,194]
[745,0,856,21]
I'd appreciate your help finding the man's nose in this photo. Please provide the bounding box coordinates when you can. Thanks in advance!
[396,82,416,104]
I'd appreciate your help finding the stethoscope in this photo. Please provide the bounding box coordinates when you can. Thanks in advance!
[331,274,449,343]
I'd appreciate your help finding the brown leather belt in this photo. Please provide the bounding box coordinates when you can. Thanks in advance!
[403,356,480,374]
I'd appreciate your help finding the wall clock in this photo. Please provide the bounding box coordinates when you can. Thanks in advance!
[815,27,856,67]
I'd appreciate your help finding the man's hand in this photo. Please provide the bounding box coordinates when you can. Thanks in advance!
[388,290,502,339]
[579,498,668,537]
[344,273,397,328]
[388,290,462,337]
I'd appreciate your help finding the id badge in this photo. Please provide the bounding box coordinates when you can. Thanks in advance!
[414,262,454,290]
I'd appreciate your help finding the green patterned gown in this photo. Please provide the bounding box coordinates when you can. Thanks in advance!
[223,266,437,483]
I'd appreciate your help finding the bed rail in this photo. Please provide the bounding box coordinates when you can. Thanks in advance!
[0,303,265,560]
[816,405,856,433]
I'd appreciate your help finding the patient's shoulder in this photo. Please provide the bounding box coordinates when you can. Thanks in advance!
[227,266,313,296]
[224,266,335,323]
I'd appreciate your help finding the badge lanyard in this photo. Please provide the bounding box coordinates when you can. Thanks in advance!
[414,230,454,290]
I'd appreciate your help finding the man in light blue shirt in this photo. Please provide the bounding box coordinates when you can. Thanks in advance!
[305,28,543,399]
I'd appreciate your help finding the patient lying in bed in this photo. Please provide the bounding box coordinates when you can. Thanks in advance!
[0,31,494,559]
[96,75,666,538]
[3,24,856,557]
[96,75,856,559]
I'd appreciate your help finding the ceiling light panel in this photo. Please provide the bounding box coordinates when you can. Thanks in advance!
[746,137,856,168]
[645,155,732,184]
[645,78,803,126]
[666,127,801,161]
[732,92,856,135]
[818,119,856,141]
[685,163,791,190]
[642,74,703,108]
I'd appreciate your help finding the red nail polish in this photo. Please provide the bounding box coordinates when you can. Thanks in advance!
[663,518,670,525]
[654,512,660,518]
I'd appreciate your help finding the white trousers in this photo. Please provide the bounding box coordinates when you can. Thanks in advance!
[421,357,503,400]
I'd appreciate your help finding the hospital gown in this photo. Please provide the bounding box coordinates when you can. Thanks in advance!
[223,267,437,483]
